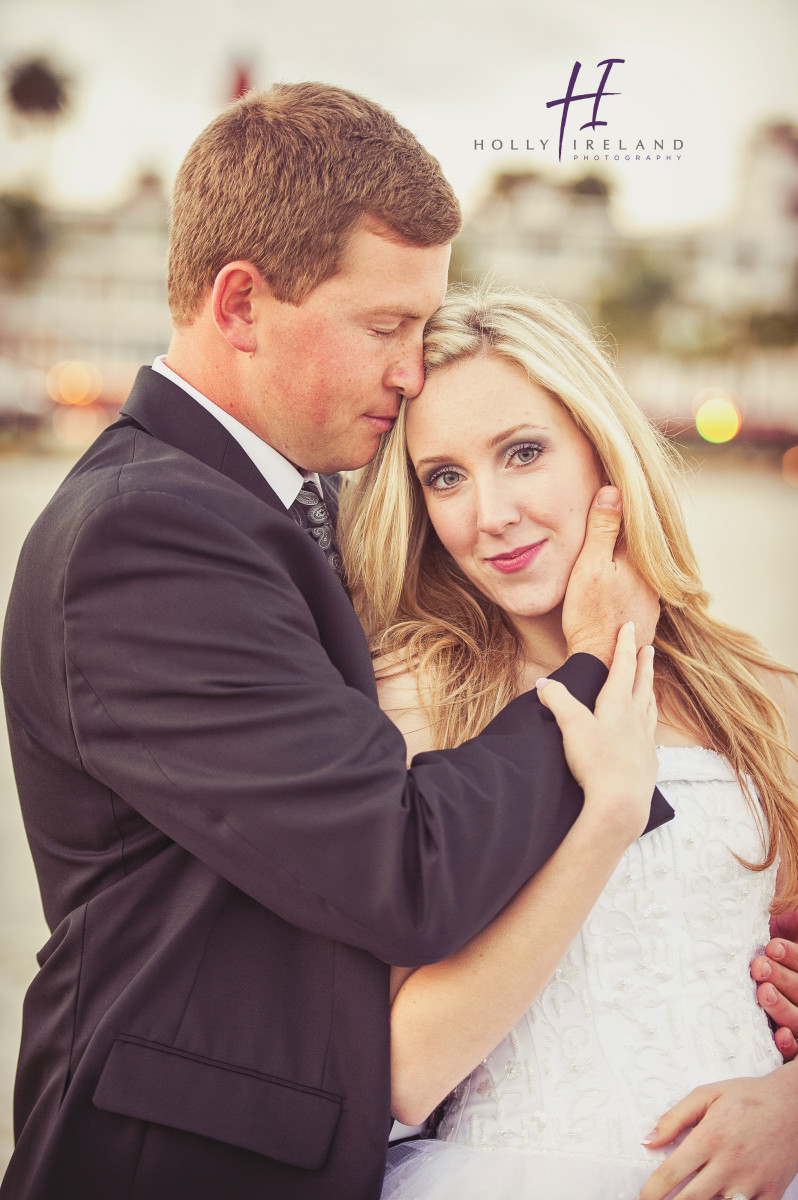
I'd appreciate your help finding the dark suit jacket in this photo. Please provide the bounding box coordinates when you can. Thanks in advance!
[1,367,672,1199]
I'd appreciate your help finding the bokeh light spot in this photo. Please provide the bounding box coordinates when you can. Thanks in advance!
[46,360,102,406]
[694,396,741,444]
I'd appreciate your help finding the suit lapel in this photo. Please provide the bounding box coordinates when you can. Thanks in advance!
[120,366,284,514]
[120,369,368,686]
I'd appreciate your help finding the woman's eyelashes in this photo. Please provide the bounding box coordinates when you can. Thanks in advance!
[506,441,544,468]
[422,442,546,493]
[426,466,464,492]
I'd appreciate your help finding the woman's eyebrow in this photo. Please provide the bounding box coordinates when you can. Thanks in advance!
[414,425,552,472]
[487,424,550,448]
[413,454,452,471]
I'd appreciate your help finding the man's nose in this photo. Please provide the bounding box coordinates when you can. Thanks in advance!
[385,341,425,400]
[475,480,521,536]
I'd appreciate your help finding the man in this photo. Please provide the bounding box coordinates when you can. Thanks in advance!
[0,83,785,1200]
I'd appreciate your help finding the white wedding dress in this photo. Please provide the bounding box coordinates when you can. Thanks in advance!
[382,746,798,1200]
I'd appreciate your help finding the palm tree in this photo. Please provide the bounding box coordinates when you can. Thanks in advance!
[5,56,70,121]
[1,57,71,284]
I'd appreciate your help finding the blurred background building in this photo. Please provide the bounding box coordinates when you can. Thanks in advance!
[0,55,173,445]
[455,121,798,439]
[0,172,170,442]
[1,62,797,452]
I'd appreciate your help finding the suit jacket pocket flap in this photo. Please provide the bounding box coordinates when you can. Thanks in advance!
[93,1035,341,1169]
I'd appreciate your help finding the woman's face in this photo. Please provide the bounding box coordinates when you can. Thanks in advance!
[405,353,605,625]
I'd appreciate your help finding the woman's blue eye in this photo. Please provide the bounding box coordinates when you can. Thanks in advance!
[429,469,462,490]
[509,443,543,466]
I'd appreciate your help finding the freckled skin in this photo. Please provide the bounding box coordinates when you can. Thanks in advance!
[406,354,605,642]
[242,228,451,473]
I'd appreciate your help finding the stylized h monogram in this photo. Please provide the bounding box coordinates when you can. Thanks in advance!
[546,59,625,161]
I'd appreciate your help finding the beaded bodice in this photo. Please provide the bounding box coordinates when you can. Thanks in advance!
[437,747,781,1161]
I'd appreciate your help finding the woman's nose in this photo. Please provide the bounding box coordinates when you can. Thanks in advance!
[475,481,521,536]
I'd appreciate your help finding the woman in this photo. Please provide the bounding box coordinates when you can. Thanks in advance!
[338,287,798,1200]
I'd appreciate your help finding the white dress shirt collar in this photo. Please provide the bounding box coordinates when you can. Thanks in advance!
[151,355,320,510]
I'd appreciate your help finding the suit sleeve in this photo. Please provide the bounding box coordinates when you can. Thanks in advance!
[63,487,671,966]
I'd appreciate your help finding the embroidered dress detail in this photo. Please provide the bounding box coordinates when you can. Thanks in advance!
[382,747,798,1200]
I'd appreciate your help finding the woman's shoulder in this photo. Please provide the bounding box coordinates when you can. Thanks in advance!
[374,650,438,764]
[373,649,421,710]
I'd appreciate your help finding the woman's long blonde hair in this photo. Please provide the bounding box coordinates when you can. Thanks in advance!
[338,286,798,910]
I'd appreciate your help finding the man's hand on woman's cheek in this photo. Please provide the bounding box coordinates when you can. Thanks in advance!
[750,915,798,1061]
[561,487,660,666]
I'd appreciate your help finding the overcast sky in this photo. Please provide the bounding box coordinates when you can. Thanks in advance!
[1,0,797,231]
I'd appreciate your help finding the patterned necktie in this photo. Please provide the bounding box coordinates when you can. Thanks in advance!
[289,480,345,580]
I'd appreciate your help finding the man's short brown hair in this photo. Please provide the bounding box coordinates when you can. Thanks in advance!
[167,82,461,326]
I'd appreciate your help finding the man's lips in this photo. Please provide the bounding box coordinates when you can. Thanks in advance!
[363,413,398,432]
[485,540,546,574]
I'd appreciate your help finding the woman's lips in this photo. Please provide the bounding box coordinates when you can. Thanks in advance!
[485,540,545,574]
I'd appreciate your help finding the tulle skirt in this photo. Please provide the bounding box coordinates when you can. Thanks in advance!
[381,1138,798,1200]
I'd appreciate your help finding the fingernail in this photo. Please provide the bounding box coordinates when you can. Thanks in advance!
[641,1127,658,1145]
[535,678,549,690]
[595,486,622,511]
[758,959,772,978]
[771,941,786,961]
[647,644,655,656]
[625,620,635,633]
[762,983,778,1005]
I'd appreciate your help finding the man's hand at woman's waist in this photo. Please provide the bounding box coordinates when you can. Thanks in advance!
[752,911,798,1061]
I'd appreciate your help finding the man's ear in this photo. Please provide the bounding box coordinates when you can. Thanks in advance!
[211,261,267,354]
